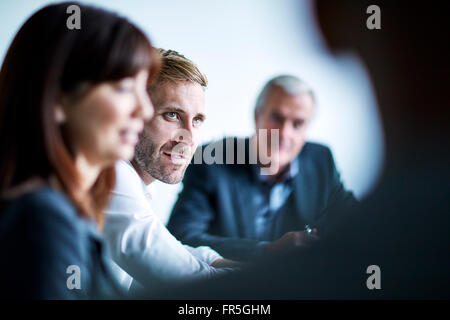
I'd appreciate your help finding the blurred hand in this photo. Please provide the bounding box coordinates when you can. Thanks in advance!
[263,229,319,257]
[211,258,246,268]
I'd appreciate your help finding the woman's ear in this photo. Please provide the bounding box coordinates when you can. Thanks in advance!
[54,105,66,124]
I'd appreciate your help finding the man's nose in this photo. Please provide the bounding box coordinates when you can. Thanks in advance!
[279,121,295,145]
[279,121,290,139]
[174,121,195,147]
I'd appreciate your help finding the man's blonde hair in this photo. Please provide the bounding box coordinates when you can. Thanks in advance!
[148,49,207,91]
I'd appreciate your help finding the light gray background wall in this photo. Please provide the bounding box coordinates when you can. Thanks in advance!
[0,0,384,225]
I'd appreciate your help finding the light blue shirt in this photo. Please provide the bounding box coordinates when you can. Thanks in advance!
[251,158,299,241]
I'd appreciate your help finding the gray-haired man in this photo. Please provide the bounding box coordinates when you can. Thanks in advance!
[168,75,357,261]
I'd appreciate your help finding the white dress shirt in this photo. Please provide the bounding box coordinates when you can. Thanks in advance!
[103,160,224,291]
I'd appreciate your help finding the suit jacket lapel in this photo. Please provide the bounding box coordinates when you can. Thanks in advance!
[292,153,315,225]
[235,138,259,239]
[234,172,259,239]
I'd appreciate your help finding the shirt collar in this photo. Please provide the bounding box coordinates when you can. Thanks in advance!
[125,160,156,200]
[252,157,300,185]
[145,183,157,200]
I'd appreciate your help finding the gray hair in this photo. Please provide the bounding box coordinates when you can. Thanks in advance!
[254,75,315,114]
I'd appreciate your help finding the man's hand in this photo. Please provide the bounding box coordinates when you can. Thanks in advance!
[211,258,246,268]
[263,229,320,257]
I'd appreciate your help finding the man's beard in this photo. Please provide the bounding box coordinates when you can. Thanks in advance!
[134,133,189,185]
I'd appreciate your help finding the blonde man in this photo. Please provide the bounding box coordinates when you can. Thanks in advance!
[103,50,236,293]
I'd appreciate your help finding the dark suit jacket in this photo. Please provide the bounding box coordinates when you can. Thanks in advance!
[0,186,122,299]
[168,137,357,260]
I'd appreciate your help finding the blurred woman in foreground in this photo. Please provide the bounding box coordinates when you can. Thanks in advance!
[0,2,159,299]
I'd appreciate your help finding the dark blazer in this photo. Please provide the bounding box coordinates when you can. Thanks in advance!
[0,186,121,299]
[168,138,357,260]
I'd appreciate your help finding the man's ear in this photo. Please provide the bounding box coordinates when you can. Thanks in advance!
[54,105,66,124]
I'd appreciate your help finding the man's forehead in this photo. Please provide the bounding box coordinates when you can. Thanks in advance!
[265,92,314,114]
[152,81,206,115]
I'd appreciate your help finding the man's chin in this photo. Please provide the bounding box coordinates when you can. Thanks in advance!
[162,176,183,184]
[159,167,187,184]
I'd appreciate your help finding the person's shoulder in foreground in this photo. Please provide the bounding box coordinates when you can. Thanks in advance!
[0,186,120,299]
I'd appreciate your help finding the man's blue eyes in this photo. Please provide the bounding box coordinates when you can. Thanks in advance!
[164,112,203,126]
[165,112,177,119]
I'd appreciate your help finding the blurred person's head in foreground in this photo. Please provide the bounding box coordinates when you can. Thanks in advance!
[315,0,450,169]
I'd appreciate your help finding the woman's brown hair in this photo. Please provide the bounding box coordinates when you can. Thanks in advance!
[0,2,160,228]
